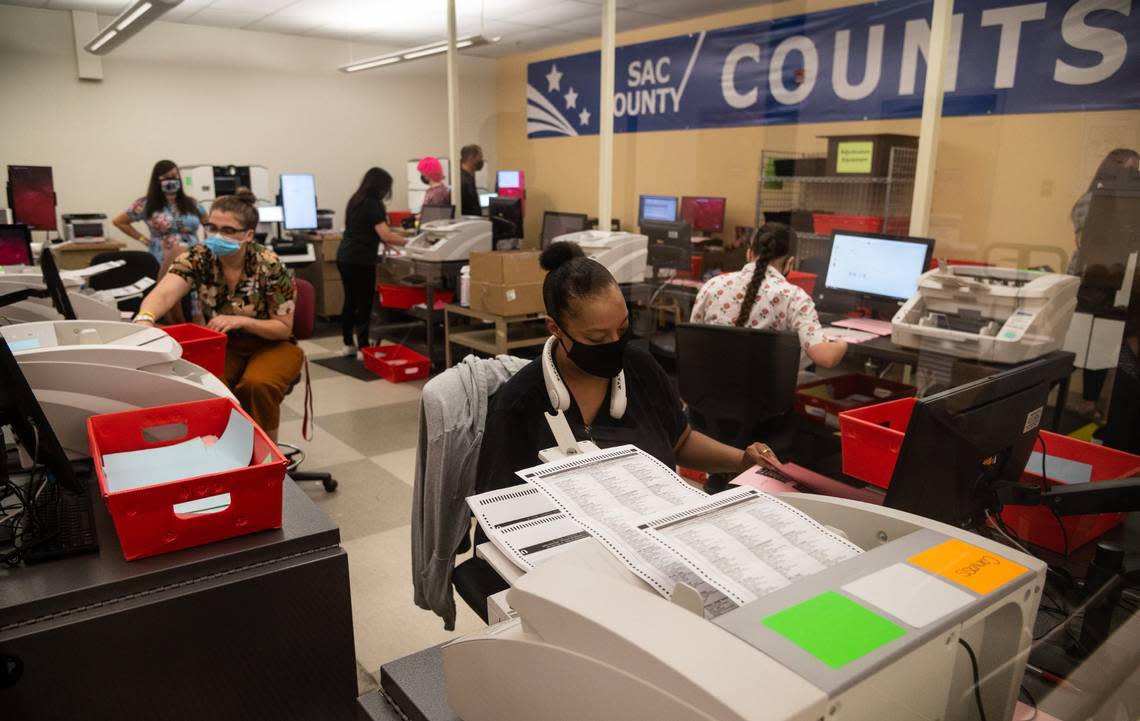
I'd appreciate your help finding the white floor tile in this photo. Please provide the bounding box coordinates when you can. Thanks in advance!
[370,448,418,486]
[284,375,424,415]
[279,418,365,469]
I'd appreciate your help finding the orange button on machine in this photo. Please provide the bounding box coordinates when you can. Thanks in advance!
[908,539,1028,596]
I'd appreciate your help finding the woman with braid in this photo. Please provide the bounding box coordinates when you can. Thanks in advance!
[691,223,847,369]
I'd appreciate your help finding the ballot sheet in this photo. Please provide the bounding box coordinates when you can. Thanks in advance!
[519,445,738,618]
[467,485,590,570]
[640,486,863,607]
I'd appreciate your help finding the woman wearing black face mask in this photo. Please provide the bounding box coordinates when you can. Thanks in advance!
[112,159,205,276]
[476,241,781,494]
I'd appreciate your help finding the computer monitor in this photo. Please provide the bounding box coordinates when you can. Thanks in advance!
[638,195,678,225]
[0,223,33,265]
[7,165,57,231]
[420,204,456,226]
[257,205,284,224]
[280,173,318,230]
[489,197,523,243]
[0,336,80,493]
[497,170,522,191]
[541,212,588,248]
[820,230,934,305]
[680,196,726,234]
[642,220,692,270]
[884,357,1058,528]
[38,247,76,320]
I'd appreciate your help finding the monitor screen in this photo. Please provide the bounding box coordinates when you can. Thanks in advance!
[7,165,56,231]
[497,170,521,190]
[643,220,691,269]
[280,173,318,230]
[257,206,284,224]
[420,204,455,225]
[824,231,933,301]
[479,192,498,209]
[639,195,678,224]
[542,212,588,248]
[38,247,76,320]
[0,224,32,266]
[489,197,522,242]
[680,196,726,233]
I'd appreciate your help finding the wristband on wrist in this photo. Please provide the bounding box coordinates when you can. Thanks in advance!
[135,311,156,323]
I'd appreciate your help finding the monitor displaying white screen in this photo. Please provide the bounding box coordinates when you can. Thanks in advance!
[257,206,283,223]
[280,173,317,230]
[479,192,498,209]
[824,232,933,301]
[639,195,678,224]
[497,170,521,189]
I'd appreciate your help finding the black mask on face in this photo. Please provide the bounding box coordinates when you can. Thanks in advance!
[160,178,181,193]
[420,174,430,185]
[474,160,485,172]
[559,328,630,379]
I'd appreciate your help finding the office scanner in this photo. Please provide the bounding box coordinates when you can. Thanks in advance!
[0,263,123,323]
[552,230,648,284]
[404,218,492,262]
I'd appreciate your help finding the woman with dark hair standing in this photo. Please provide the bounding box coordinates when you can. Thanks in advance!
[476,241,779,494]
[691,223,846,369]
[112,159,205,275]
[337,167,408,358]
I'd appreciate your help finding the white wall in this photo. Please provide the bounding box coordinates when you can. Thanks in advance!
[0,5,497,246]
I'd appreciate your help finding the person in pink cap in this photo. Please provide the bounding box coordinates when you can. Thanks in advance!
[417,156,451,208]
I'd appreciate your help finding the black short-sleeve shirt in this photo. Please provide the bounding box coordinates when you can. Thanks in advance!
[338,197,387,266]
[460,170,480,217]
[475,345,689,493]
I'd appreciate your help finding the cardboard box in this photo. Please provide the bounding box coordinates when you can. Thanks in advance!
[823,134,918,177]
[468,250,547,316]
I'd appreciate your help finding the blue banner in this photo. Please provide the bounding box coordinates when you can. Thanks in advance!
[526,0,1140,138]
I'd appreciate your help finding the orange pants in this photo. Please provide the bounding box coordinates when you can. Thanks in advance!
[223,334,303,435]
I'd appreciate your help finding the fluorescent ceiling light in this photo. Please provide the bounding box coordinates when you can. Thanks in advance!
[339,34,499,74]
[85,0,181,55]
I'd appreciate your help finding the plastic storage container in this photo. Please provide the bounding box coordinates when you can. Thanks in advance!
[362,344,431,382]
[377,284,455,310]
[812,214,883,236]
[1002,432,1140,553]
[836,396,916,488]
[796,374,916,430]
[162,323,227,377]
[786,271,818,297]
[87,397,286,561]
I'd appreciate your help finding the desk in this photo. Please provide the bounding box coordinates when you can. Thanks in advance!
[279,243,317,266]
[442,304,547,367]
[290,232,346,318]
[0,480,358,721]
[51,240,127,270]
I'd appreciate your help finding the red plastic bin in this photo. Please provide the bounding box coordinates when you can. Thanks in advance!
[787,271,818,296]
[388,210,412,228]
[1001,433,1140,553]
[163,323,227,377]
[87,397,286,561]
[837,396,917,488]
[377,284,455,310]
[362,344,431,382]
[813,214,883,236]
[797,374,916,430]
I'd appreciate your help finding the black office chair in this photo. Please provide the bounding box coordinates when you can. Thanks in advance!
[675,323,802,491]
[86,251,160,314]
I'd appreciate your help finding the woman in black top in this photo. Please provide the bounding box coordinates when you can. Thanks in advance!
[337,168,408,358]
[476,241,780,493]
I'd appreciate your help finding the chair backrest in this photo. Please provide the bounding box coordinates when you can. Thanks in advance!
[675,322,801,448]
[292,278,316,340]
[86,251,160,291]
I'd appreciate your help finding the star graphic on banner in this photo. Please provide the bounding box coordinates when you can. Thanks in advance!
[564,87,578,109]
[579,107,591,126]
[546,64,562,92]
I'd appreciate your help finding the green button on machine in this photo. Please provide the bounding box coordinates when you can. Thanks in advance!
[762,591,906,669]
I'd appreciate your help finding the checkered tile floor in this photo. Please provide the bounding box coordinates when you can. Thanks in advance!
[289,332,483,692]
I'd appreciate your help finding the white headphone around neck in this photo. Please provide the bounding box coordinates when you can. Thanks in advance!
[541,336,627,419]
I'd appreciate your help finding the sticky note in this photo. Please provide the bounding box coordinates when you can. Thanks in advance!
[843,563,975,628]
[909,539,1027,596]
[762,592,905,669]
[836,141,874,173]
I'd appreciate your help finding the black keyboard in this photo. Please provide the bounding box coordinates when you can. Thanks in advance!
[21,482,99,564]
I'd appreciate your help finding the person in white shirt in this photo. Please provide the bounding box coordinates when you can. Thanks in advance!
[691,223,847,368]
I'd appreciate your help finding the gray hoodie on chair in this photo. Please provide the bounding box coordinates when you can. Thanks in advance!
[411,353,529,629]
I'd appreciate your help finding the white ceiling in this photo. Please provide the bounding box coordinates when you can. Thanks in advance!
[2,0,761,57]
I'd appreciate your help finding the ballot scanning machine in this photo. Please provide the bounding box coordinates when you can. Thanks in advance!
[0,320,233,457]
[404,218,492,262]
[891,264,1079,363]
[444,494,1045,721]
[0,264,122,323]
[550,229,649,284]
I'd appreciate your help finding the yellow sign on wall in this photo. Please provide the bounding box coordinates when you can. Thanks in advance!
[836,141,874,174]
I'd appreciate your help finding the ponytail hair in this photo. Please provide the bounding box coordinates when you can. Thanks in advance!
[734,223,795,327]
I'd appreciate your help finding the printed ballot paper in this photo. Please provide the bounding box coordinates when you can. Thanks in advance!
[471,445,863,619]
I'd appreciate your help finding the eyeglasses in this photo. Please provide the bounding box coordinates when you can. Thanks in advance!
[203,223,250,236]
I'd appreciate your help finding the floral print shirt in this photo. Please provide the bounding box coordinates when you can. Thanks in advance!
[691,262,826,351]
[169,243,295,322]
[125,197,205,261]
